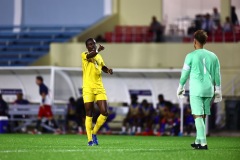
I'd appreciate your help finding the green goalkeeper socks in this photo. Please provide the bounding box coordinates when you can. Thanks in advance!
[195,117,207,146]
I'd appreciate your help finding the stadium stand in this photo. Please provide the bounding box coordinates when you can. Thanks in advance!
[183,26,240,43]
[105,25,240,43]
[0,26,87,66]
[105,25,153,43]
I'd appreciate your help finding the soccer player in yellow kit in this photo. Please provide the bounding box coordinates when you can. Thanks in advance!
[82,38,113,146]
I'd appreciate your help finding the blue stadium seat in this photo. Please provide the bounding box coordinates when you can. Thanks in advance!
[0,25,87,66]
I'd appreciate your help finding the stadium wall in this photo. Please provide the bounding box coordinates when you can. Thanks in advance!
[118,0,163,25]
[0,0,14,25]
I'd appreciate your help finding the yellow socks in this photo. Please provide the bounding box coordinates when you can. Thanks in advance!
[92,114,107,134]
[85,116,93,142]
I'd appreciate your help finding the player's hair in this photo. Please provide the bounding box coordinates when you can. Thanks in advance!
[36,76,43,82]
[85,38,95,46]
[194,30,208,45]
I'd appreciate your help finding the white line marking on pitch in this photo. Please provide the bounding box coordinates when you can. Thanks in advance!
[0,148,239,153]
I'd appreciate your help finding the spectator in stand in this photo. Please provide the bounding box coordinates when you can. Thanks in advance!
[202,13,215,34]
[212,8,220,25]
[149,16,164,42]
[231,6,239,25]
[194,14,203,30]
[121,94,141,135]
[95,35,106,43]
[187,22,197,35]
[223,16,233,32]
[0,94,8,116]
[14,93,29,105]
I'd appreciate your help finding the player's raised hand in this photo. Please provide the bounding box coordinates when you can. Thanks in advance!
[108,68,113,75]
[214,86,222,103]
[97,44,105,52]
[177,84,185,99]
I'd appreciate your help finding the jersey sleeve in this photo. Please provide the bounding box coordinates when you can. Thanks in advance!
[81,52,87,60]
[98,54,106,67]
[214,58,221,87]
[179,54,192,86]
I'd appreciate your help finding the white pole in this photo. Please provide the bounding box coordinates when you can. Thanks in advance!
[104,0,112,16]
[50,67,55,105]
[205,115,209,135]
[13,0,22,32]
[179,99,184,136]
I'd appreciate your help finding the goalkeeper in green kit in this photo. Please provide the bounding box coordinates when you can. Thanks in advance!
[177,30,222,150]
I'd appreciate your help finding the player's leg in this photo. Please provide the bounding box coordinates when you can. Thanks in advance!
[32,106,43,134]
[93,100,108,134]
[91,100,108,145]
[84,102,94,145]
[190,96,208,150]
[83,88,95,146]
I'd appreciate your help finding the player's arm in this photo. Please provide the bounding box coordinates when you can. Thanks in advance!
[214,58,221,87]
[177,54,191,98]
[214,58,222,103]
[179,54,191,86]
[102,66,113,75]
[86,44,105,59]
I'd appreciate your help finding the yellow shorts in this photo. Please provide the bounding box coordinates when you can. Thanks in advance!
[83,88,108,103]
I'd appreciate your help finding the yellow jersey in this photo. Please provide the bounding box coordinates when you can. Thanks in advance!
[81,51,105,89]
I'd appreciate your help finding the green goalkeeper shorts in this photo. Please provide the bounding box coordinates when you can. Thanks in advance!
[190,96,213,115]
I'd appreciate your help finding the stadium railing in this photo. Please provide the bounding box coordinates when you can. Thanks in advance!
[8,104,66,132]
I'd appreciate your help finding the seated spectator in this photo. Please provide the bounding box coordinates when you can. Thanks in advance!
[95,35,106,42]
[184,97,194,136]
[66,97,78,133]
[187,22,197,35]
[223,16,233,32]
[121,94,141,135]
[212,7,220,25]
[140,99,155,135]
[231,6,239,25]
[0,94,8,116]
[149,16,164,42]
[14,93,29,105]
[76,97,85,134]
[201,13,215,34]
[154,94,180,136]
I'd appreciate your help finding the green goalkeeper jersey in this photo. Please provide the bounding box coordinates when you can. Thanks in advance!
[179,48,221,97]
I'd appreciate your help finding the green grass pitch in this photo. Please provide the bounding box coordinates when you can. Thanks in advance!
[0,134,240,160]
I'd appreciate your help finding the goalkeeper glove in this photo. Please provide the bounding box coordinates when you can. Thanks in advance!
[214,86,222,103]
[177,84,185,99]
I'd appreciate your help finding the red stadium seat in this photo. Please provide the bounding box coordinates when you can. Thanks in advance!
[214,35,223,42]
[115,26,124,34]
[134,34,144,42]
[207,35,213,42]
[124,34,133,42]
[235,32,240,42]
[182,37,192,43]
[105,32,113,42]
[224,32,234,42]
